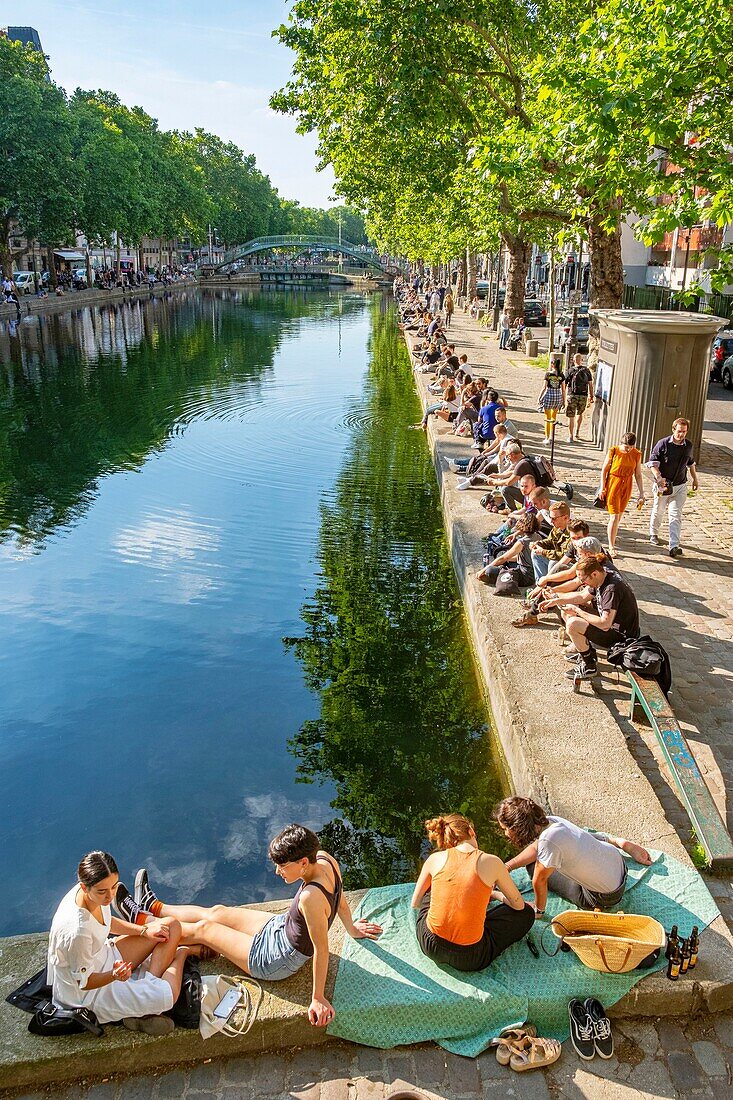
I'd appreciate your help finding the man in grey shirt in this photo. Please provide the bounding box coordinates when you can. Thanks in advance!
[495,797,651,914]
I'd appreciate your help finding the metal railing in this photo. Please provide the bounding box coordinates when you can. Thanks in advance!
[214,235,386,272]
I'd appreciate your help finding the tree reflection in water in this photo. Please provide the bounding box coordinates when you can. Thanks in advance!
[286,299,508,889]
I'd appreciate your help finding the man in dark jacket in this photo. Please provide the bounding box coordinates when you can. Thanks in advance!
[647,417,698,559]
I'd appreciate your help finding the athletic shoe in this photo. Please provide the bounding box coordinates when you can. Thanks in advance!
[564,482,574,502]
[134,868,159,912]
[568,999,596,1060]
[586,998,613,1058]
[649,534,661,546]
[123,1015,175,1037]
[446,459,463,474]
[457,478,471,490]
[471,441,481,449]
[113,882,148,925]
[563,646,580,660]
[565,653,598,680]
[669,546,683,559]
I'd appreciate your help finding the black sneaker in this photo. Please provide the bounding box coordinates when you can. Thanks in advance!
[113,882,147,924]
[669,546,683,559]
[564,482,574,502]
[564,652,598,680]
[585,998,613,1058]
[568,998,596,1060]
[134,867,159,911]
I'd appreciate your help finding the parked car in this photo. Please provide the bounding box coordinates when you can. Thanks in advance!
[719,353,733,390]
[710,332,733,383]
[476,286,547,325]
[523,299,547,326]
[553,311,590,352]
[12,271,36,295]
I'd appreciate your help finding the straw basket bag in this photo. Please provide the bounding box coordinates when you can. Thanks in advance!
[551,910,666,974]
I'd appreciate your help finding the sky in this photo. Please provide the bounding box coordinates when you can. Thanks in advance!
[9,0,337,207]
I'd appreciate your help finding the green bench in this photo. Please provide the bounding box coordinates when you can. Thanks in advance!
[627,671,733,873]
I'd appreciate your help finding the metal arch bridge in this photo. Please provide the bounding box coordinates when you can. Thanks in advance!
[213,235,394,273]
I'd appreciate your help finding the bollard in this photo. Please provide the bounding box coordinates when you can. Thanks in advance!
[526,338,538,358]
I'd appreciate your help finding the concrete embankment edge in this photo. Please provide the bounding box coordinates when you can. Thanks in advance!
[0,895,362,1095]
[401,320,733,1019]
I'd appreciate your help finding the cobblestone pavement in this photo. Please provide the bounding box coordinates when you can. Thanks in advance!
[14,1013,733,1099]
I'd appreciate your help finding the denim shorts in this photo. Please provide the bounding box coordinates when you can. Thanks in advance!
[247,913,310,981]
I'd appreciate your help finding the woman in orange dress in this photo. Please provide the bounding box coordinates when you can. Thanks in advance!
[599,432,646,556]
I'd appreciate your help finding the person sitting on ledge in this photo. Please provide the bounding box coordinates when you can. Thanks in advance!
[48,851,192,1036]
[495,797,651,914]
[411,813,534,972]
[116,825,382,1029]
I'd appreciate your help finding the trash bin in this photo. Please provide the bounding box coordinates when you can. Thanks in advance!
[590,310,726,458]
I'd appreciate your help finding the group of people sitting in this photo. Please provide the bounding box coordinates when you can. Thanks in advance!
[49,805,652,1035]
[395,278,645,686]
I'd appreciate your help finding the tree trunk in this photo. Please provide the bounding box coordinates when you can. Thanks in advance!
[588,214,624,309]
[116,234,121,281]
[465,248,477,300]
[587,209,624,370]
[458,250,467,301]
[548,246,556,356]
[47,247,57,288]
[503,232,531,321]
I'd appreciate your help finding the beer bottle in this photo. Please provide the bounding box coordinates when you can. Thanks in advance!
[688,926,699,970]
[680,938,691,975]
[667,940,682,981]
[665,924,679,960]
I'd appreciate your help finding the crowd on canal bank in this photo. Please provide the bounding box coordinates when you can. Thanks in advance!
[396,275,696,687]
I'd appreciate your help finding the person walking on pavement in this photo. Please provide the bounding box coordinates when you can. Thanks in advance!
[598,432,645,557]
[498,309,510,350]
[647,417,698,559]
[564,353,594,441]
[444,290,454,327]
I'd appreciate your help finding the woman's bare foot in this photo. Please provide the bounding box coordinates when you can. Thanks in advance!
[623,840,652,865]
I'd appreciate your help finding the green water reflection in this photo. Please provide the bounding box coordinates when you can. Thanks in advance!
[286,299,508,887]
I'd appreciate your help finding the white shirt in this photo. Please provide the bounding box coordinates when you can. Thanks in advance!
[48,886,112,1006]
[537,816,625,894]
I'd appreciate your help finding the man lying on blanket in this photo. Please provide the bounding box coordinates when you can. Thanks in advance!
[495,797,652,916]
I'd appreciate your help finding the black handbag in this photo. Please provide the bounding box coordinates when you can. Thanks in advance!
[7,965,104,1038]
[28,1001,104,1037]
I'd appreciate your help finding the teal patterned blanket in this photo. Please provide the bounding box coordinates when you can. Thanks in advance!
[329,851,719,1055]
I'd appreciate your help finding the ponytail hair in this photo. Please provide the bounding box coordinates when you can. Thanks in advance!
[424,813,474,850]
[77,851,118,888]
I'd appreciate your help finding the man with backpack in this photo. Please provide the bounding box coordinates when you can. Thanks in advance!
[564,353,594,442]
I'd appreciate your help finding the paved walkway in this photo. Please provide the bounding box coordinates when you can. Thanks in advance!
[14,1013,733,1099]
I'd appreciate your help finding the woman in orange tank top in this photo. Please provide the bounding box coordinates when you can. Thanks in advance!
[411,814,534,972]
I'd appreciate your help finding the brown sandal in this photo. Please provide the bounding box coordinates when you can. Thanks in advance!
[509,1036,562,1071]
[494,1026,537,1065]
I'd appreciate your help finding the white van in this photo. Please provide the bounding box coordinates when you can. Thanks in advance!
[12,272,37,295]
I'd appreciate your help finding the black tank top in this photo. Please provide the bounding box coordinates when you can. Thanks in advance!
[283,855,343,957]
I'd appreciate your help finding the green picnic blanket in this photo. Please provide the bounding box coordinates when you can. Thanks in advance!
[329,851,718,1055]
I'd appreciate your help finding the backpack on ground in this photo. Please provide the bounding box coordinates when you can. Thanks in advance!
[167,955,202,1029]
[494,568,520,596]
[606,635,672,698]
[530,454,556,487]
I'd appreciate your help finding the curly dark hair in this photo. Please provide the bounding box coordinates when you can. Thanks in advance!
[494,797,550,848]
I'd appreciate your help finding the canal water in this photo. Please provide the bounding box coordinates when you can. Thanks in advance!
[0,289,505,937]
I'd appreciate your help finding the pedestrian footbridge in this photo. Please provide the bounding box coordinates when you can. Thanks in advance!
[211,235,399,275]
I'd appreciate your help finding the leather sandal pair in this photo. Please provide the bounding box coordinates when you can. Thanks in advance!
[493,1025,562,1072]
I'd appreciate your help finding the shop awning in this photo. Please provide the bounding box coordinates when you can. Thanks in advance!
[53,250,86,262]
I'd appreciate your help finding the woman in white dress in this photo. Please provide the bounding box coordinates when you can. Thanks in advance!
[47,851,191,1036]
